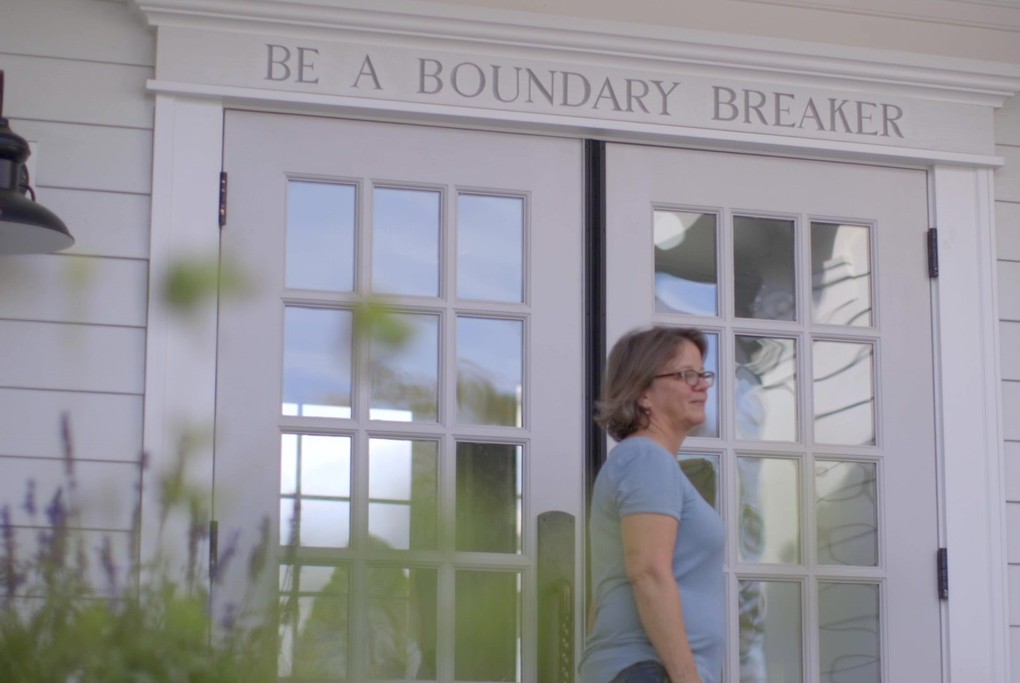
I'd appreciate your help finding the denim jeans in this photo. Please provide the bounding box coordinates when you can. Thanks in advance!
[608,660,670,683]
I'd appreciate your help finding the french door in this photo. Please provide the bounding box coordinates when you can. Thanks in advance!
[605,145,941,683]
[213,112,585,682]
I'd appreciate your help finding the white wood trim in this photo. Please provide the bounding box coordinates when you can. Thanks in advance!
[141,95,222,565]
[130,0,1020,105]
[933,165,1010,683]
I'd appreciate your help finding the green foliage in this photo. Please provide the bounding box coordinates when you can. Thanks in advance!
[0,417,280,683]
[161,255,250,315]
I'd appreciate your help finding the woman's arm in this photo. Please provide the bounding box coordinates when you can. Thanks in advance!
[621,513,702,683]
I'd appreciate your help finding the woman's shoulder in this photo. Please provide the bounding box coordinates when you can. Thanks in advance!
[605,437,678,477]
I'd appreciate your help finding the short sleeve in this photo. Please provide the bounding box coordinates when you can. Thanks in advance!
[611,440,684,522]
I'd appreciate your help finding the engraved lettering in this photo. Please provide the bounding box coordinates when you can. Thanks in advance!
[560,71,591,107]
[774,92,796,128]
[296,47,319,84]
[625,79,651,114]
[650,80,681,116]
[798,98,824,130]
[744,89,768,125]
[882,103,904,138]
[856,101,878,135]
[713,86,739,121]
[491,65,523,103]
[829,98,853,133]
[451,62,485,98]
[418,58,443,94]
[525,68,556,105]
[351,54,382,90]
[265,44,292,81]
[592,78,623,111]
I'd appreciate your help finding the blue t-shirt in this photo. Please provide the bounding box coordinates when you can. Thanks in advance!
[580,437,725,683]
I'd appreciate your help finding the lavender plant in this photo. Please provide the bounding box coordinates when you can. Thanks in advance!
[0,415,283,683]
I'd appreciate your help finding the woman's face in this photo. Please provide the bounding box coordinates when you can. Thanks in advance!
[640,340,710,434]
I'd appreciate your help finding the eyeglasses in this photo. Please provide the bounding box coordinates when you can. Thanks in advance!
[653,369,715,387]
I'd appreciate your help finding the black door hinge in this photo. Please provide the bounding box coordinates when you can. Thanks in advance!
[927,228,939,278]
[218,171,228,228]
[937,547,948,600]
[209,519,219,578]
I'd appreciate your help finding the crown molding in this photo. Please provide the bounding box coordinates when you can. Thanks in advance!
[129,0,1020,106]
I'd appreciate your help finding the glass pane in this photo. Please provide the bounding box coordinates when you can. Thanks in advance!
[285,181,356,292]
[370,313,439,422]
[811,222,873,327]
[739,580,803,683]
[734,215,796,321]
[282,307,353,418]
[738,456,800,564]
[372,187,440,297]
[813,341,875,445]
[367,566,438,679]
[455,571,521,682]
[818,583,881,683]
[280,434,351,547]
[736,336,798,442]
[279,565,350,680]
[816,461,878,566]
[678,452,720,511]
[458,194,524,302]
[690,331,719,438]
[456,442,522,554]
[368,438,438,550]
[457,317,523,427]
[654,210,718,316]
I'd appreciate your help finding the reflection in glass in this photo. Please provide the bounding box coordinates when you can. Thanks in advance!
[370,313,439,422]
[458,194,524,302]
[738,457,800,564]
[690,332,719,438]
[368,438,438,550]
[678,452,719,510]
[282,307,353,418]
[285,181,356,292]
[813,341,875,446]
[811,222,873,327]
[816,461,878,566]
[280,434,351,547]
[372,187,440,297]
[367,566,438,679]
[654,210,718,316]
[818,583,880,683]
[739,580,803,683]
[279,564,350,680]
[457,317,523,427]
[455,571,521,682]
[734,216,796,321]
[735,336,797,442]
[456,443,522,554]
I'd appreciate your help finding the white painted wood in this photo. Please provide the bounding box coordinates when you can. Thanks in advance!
[141,96,222,570]
[1003,323,1020,381]
[997,146,1020,204]
[9,120,153,195]
[0,456,140,531]
[1000,262,1020,321]
[1006,441,1020,503]
[997,96,1020,147]
[0,320,145,394]
[0,388,142,462]
[0,54,154,129]
[1012,564,1020,625]
[0,255,147,327]
[1,0,153,66]
[998,201,1020,262]
[1005,382,1020,442]
[1010,503,1020,564]
[40,188,151,260]
[935,165,1010,683]
[1013,627,1020,683]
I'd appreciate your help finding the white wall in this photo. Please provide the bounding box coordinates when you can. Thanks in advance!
[0,0,153,553]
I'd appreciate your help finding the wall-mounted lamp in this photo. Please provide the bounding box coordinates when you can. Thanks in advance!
[0,71,74,254]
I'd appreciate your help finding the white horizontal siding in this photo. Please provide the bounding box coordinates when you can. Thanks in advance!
[10,120,152,195]
[0,456,140,531]
[999,201,1020,263]
[0,388,142,462]
[1005,382,1020,442]
[0,321,145,394]
[1009,502,1020,563]
[41,188,151,259]
[998,145,1020,204]
[0,54,153,129]
[1000,262,1020,322]
[1004,323,1020,380]
[0,255,147,327]
[0,0,152,66]
[1007,441,1020,503]
[997,96,1020,148]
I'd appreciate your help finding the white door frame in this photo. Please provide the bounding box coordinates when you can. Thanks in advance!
[136,3,1017,681]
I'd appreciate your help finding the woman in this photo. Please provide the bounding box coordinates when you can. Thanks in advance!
[580,327,725,683]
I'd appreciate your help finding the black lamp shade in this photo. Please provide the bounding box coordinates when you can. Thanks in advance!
[0,187,74,254]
